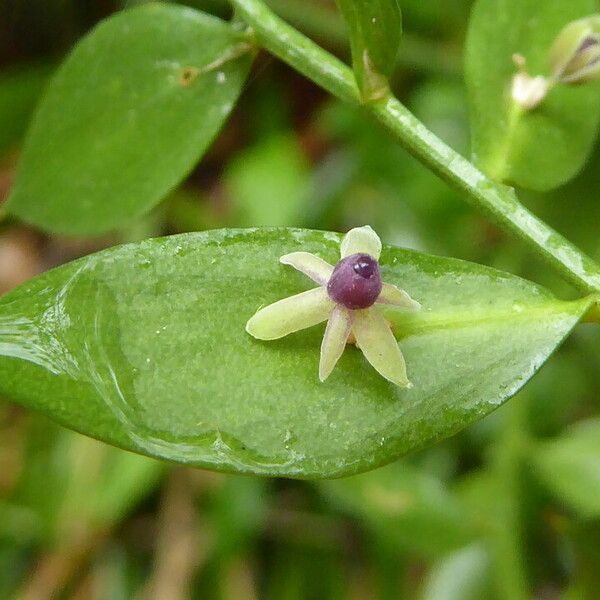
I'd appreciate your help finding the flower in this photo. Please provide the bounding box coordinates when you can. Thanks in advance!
[245,226,420,387]
[510,15,600,111]
[511,55,550,110]
[549,15,600,85]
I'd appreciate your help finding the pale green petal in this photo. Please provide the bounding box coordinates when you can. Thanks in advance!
[340,225,382,259]
[280,252,334,285]
[319,306,352,382]
[377,283,421,310]
[352,309,410,387]
[246,287,334,340]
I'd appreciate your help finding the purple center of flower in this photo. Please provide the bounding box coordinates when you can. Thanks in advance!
[327,253,382,310]
[578,35,599,54]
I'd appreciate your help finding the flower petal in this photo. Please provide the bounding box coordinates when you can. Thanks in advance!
[319,306,352,382]
[376,283,421,309]
[246,287,334,340]
[280,252,334,286]
[340,225,382,260]
[352,309,411,387]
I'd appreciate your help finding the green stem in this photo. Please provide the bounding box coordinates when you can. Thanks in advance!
[266,0,348,45]
[230,0,600,295]
[233,0,359,103]
[265,0,460,75]
[369,97,600,294]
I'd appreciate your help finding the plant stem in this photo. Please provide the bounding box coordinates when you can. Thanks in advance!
[233,0,359,103]
[265,0,460,75]
[369,97,600,295]
[230,0,600,295]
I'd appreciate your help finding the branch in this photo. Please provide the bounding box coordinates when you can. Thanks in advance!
[231,0,600,295]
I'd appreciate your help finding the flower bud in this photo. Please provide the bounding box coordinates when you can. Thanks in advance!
[511,54,549,110]
[550,15,600,84]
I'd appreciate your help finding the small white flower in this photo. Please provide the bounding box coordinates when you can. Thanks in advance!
[246,226,420,387]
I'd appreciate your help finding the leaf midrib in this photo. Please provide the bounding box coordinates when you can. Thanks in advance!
[382,297,589,338]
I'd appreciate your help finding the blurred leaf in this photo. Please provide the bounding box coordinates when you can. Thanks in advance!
[317,99,470,255]
[563,521,600,600]
[207,476,267,558]
[0,543,28,599]
[401,0,470,35]
[225,134,311,227]
[264,546,347,600]
[90,545,139,600]
[335,0,402,99]
[6,4,253,235]
[456,471,498,538]
[531,419,600,518]
[0,501,41,544]
[421,544,492,600]
[0,62,53,157]
[0,228,591,478]
[465,0,600,191]
[165,189,221,232]
[57,435,164,531]
[525,354,587,437]
[412,79,470,156]
[9,424,163,545]
[322,460,473,557]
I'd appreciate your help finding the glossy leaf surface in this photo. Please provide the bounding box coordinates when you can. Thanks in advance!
[6,4,253,235]
[465,0,600,191]
[0,229,590,478]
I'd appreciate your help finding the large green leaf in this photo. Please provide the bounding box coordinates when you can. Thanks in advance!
[0,229,591,478]
[6,4,253,235]
[465,0,600,191]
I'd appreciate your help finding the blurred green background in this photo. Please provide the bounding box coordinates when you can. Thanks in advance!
[1,0,600,598]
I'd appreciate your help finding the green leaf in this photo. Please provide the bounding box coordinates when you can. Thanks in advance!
[321,460,473,557]
[0,228,591,478]
[206,476,267,559]
[531,419,600,517]
[1,418,163,545]
[224,133,311,227]
[335,0,402,100]
[0,62,53,157]
[465,0,600,191]
[6,4,253,235]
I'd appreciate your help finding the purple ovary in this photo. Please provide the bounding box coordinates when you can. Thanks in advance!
[327,253,382,309]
